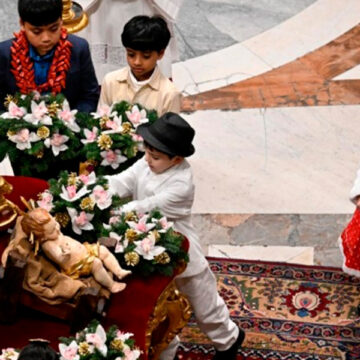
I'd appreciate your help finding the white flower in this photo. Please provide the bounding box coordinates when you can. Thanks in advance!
[110,232,129,254]
[85,324,107,357]
[67,208,94,235]
[37,190,54,212]
[92,104,116,119]
[59,340,79,360]
[44,133,69,156]
[57,100,80,132]
[60,185,90,202]
[125,105,148,128]
[100,149,127,169]
[152,216,174,233]
[0,348,19,360]
[1,102,27,119]
[90,185,112,210]
[134,232,165,260]
[102,115,124,134]
[8,128,40,150]
[78,172,96,186]
[127,214,155,234]
[24,100,52,125]
[116,331,134,342]
[81,127,98,144]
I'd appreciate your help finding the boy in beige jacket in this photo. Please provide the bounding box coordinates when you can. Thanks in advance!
[98,15,181,116]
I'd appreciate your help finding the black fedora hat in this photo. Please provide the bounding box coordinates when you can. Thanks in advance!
[136,112,195,157]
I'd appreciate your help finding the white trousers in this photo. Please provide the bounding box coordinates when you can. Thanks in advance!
[159,266,239,360]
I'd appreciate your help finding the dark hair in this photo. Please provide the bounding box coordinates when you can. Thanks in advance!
[18,341,59,360]
[121,15,171,52]
[18,0,63,26]
[144,141,175,159]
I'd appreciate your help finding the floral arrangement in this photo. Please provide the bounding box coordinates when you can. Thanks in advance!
[59,320,141,360]
[0,348,19,360]
[38,170,125,244]
[0,93,158,179]
[37,171,188,276]
[0,92,81,178]
[76,101,157,176]
[0,320,141,360]
[102,209,188,276]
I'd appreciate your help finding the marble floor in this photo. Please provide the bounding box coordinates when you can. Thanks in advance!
[0,1,358,269]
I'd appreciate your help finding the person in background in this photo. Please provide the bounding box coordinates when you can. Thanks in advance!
[0,0,99,113]
[98,15,181,116]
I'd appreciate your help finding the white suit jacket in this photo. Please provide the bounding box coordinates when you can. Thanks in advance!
[107,157,208,277]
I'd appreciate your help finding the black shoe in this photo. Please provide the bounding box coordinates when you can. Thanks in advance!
[213,328,245,360]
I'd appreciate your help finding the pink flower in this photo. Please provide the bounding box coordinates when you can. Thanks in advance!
[59,341,79,360]
[100,149,127,169]
[78,172,96,186]
[37,190,53,212]
[109,216,120,224]
[44,133,69,156]
[75,211,89,226]
[134,232,165,260]
[9,102,26,118]
[17,129,30,142]
[51,133,66,146]
[66,185,77,199]
[125,105,148,128]
[8,128,40,150]
[32,101,48,119]
[90,185,112,210]
[81,127,98,144]
[127,215,155,234]
[106,150,117,163]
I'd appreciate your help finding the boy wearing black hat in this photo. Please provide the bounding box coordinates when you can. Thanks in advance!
[107,113,245,360]
[98,15,181,116]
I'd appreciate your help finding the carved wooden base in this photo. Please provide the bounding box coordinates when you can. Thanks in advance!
[146,281,192,359]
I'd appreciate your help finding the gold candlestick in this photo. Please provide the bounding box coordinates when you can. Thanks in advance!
[62,0,88,33]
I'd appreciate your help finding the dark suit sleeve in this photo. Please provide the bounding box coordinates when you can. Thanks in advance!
[75,40,100,113]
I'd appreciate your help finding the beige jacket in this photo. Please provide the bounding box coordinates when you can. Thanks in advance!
[99,66,182,116]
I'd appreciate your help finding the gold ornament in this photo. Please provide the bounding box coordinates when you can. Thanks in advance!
[47,102,60,117]
[125,251,140,266]
[4,94,17,109]
[37,126,50,139]
[67,172,78,186]
[6,130,16,137]
[110,338,124,351]
[125,228,138,242]
[121,122,132,134]
[155,252,171,264]
[124,211,137,222]
[78,342,91,356]
[55,212,70,228]
[80,197,95,211]
[97,134,113,150]
[99,115,110,129]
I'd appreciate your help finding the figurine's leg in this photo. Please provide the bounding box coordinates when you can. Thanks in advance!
[91,258,126,293]
[98,245,131,279]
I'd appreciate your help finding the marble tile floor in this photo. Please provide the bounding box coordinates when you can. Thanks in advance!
[193,213,352,268]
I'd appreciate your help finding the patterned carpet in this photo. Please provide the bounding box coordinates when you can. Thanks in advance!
[177,258,360,360]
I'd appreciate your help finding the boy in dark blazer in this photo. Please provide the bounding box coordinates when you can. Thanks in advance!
[0,0,99,113]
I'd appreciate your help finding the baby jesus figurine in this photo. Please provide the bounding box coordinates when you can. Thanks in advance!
[20,208,131,293]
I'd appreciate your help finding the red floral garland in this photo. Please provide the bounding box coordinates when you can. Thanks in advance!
[10,28,72,95]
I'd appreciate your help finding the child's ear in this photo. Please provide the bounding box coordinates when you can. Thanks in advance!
[157,49,165,60]
[19,19,25,31]
[173,156,184,165]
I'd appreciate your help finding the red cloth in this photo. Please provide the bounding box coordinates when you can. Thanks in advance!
[0,273,175,358]
[2,176,49,211]
[340,207,360,276]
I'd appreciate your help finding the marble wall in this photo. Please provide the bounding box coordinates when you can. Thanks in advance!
[0,1,18,41]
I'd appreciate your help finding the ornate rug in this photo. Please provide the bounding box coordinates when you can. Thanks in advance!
[177,258,360,360]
